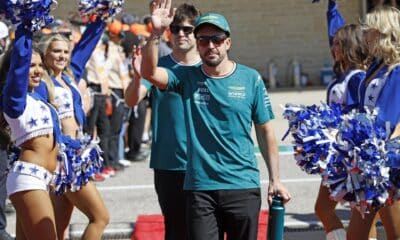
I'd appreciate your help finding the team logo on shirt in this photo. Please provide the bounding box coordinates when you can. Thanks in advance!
[228,86,246,99]
[264,89,271,107]
[255,75,271,107]
[194,82,210,105]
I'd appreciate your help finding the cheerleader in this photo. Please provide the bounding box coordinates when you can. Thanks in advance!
[314,1,369,240]
[346,6,400,240]
[37,18,109,239]
[0,27,59,239]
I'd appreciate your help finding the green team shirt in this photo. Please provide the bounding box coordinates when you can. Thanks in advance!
[166,63,275,190]
[143,54,201,170]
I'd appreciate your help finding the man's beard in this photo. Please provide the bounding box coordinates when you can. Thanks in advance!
[202,51,224,67]
[203,58,222,67]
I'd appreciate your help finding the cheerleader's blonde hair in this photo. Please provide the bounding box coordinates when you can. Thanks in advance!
[366,6,400,69]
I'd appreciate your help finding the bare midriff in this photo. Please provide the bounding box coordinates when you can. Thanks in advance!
[20,134,58,172]
[60,116,80,140]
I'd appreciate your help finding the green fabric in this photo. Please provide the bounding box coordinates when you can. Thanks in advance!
[166,63,274,190]
[194,12,231,34]
[146,55,201,170]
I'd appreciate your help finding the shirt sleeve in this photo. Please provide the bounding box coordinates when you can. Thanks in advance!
[165,67,185,94]
[141,79,153,90]
[70,19,106,83]
[252,74,275,124]
[327,0,346,47]
[1,28,32,118]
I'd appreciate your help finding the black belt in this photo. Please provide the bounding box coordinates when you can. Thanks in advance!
[88,83,102,92]
[110,88,124,94]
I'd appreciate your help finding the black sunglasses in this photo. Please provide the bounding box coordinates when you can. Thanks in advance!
[196,34,227,47]
[170,25,194,35]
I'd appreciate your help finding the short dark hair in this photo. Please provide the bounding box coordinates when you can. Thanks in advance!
[171,3,201,26]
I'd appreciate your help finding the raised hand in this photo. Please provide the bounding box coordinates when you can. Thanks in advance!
[131,45,142,77]
[150,0,175,36]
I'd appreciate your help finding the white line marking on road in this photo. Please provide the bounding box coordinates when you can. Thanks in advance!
[97,178,321,191]
[277,152,295,156]
[261,178,320,184]
[285,220,349,228]
[256,152,294,156]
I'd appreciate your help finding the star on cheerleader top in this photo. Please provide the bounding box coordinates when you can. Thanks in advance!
[368,95,374,101]
[17,164,25,172]
[64,102,71,109]
[30,166,39,175]
[28,118,38,128]
[40,105,47,112]
[42,116,50,124]
[43,172,48,180]
[63,92,70,99]
[364,78,386,107]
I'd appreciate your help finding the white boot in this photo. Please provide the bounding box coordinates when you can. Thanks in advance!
[326,228,346,240]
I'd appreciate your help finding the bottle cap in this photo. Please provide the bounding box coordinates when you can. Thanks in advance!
[272,196,283,205]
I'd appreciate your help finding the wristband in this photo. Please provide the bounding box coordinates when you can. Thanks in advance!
[149,33,161,41]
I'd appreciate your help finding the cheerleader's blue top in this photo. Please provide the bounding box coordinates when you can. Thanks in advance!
[327,0,345,47]
[360,61,400,132]
[1,28,62,146]
[36,19,105,127]
[326,69,365,106]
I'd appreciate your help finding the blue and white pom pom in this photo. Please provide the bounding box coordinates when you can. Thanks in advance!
[53,135,103,195]
[69,134,103,192]
[283,102,400,214]
[387,136,400,199]
[78,0,124,21]
[0,0,57,32]
[53,142,76,195]
[282,103,342,174]
[323,108,394,214]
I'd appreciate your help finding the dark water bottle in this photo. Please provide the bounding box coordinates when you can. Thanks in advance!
[267,196,285,240]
